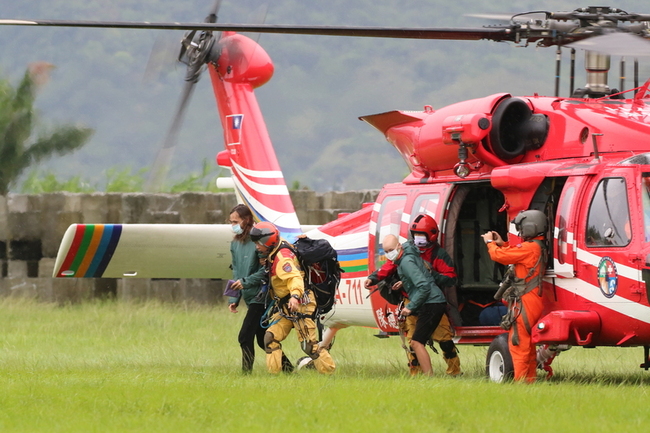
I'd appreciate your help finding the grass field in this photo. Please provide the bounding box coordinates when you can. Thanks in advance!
[0,299,648,432]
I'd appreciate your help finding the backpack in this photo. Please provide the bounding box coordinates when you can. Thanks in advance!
[275,237,342,315]
[293,237,342,314]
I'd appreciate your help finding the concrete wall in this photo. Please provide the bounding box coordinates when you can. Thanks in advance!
[0,190,379,304]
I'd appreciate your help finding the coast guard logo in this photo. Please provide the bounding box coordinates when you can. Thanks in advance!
[597,257,618,298]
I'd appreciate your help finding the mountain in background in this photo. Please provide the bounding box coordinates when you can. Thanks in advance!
[0,0,648,191]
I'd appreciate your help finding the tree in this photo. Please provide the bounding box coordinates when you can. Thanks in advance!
[0,62,93,195]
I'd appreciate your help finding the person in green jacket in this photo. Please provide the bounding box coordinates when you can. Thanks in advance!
[382,234,447,376]
[227,205,293,373]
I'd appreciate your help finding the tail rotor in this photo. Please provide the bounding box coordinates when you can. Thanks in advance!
[144,0,224,192]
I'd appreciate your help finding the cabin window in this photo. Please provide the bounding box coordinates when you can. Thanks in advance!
[643,173,650,243]
[409,194,440,231]
[586,177,631,247]
[374,195,407,268]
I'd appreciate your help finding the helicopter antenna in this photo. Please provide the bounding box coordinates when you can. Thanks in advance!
[620,57,626,94]
[635,59,640,95]
[554,46,562,97]
[570,49,576,96]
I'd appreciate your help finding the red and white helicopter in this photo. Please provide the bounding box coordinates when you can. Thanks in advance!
[5,5,650,381]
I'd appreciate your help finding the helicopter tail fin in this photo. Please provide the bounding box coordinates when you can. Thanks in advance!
[209,32,301,239]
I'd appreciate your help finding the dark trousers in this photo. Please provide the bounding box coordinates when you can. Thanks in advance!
[238,303,293,373]
[411,302,447,345]
[238,303,267,372]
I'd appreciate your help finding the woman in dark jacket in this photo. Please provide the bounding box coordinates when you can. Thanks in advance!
[227,205,293,373]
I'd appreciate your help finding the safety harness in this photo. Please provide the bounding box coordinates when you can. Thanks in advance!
[260,242,322,360]
[494,239,547,346]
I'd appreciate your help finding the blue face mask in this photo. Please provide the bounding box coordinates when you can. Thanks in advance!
[231,224,243,235]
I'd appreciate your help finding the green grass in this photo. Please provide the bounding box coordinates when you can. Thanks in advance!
[0,299,647,432]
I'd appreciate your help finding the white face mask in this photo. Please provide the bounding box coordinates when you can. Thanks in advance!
[385,248,399,262]
[231,224,243,235]
[413,234,428,247]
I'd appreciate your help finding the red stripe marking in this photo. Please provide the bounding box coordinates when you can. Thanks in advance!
[57,225,87,277]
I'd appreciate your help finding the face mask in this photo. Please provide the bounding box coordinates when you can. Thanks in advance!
[231,224,243,235]
[413,234,428,247]
[385,248,399,262]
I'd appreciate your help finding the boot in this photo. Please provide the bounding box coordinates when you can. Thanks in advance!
[281,353,294,373]
[408,357,422,376]
[444,352,461,376]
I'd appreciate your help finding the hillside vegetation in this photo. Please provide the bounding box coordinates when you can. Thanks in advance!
[1,0,649,191]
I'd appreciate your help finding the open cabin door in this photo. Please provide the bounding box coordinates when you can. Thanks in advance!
[444,183,507,292]
[441,182,507,329]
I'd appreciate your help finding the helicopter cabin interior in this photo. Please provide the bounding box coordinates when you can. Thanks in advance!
[372,173,583,328]
[441,178,565,327]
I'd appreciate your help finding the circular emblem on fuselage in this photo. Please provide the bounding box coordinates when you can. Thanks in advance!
[597,256,618,298]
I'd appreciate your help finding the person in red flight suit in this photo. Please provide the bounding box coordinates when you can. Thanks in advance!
[481,209,548,383]
[250,221,335,375]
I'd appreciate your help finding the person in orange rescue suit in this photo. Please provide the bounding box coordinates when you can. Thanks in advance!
[481,209,548,383]
[364,215,461,376]
[250,221,335,374]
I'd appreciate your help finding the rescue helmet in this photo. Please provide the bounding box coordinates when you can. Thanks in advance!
[512,210,547,240]
[250,221,280,250]
[410,214,439,243]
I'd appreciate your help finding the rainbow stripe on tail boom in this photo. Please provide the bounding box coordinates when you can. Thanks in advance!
[56,224,122,278]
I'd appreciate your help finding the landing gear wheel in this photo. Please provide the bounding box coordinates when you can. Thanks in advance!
[486,333,514,383]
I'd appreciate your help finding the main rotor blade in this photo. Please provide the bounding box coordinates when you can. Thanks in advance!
[567,32,650,57]
[0,19,514,42]
[142,34,180,83]
[144,80,196,192]
[245,4,269,43]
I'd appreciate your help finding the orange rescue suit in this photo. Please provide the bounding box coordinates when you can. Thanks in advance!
[486,236,544,382]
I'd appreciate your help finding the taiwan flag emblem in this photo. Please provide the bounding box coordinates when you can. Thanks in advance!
[226,114,244,145]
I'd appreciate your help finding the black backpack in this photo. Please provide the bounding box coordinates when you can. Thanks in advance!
[291,237,342,314]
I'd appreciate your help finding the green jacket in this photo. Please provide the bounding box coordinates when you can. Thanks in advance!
[228,237,266,306]
[394,241,446,313]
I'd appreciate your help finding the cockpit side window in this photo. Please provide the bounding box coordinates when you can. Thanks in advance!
[586,177,631,247]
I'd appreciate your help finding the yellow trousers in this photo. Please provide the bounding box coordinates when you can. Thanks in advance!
[265,304,335,374]
[400,313,461,376]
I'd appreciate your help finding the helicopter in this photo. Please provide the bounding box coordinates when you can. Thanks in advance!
[5,4,650,382]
